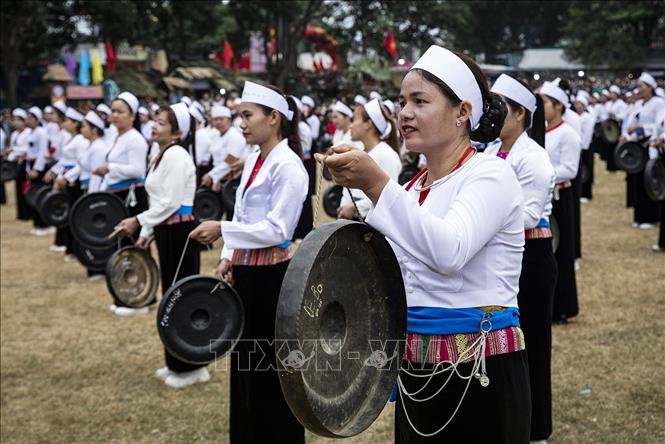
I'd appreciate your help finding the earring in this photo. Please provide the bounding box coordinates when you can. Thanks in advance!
[455,120,462,127]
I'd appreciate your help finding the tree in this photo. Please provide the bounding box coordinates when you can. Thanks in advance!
[564,0,665,68]
[0,1,76,107]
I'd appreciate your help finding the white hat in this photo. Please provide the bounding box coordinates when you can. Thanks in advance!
[301,95,315,108]
[354,95,367,106]
[65,107,84,122]
[540,81,570,108]
[240,81,293,121]
[138,106,149,116]
[601,89,611,97]
[84,111,105,130]
[333,101,353,118]
[656,87,665,98]
[116,91,139,114]
[638,72,657,89]
[53,100,68,115]
[411,45,484,129]
[592,92,600,100]
[12,108,27,120]
[577,90,590,99]
[150,103,160,112]
[369,91,382,101]
[609,85,621,95]
[28,106,43,121]
[211,104,232,119]
[383,99,396,115]
[170,103,191,140]
[574,94,589,107]
[491,74,537,114]
[363,99,392,139]
[44,106,54,113]
[625,92,633,98]
[188,104,206,125]
[291,96,304,113]
[180,96,192,106]
[96,103,111,116]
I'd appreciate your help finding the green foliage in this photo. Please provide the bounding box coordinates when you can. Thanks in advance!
[564,0,665,68]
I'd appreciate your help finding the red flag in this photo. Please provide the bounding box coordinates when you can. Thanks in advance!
[222,40,234,69]
[239,52,250,71]
[269,29,277,58]
[384,32,398,60]
[105,39,116,74]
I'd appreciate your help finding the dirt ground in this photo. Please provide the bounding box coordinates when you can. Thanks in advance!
[1,160,664,443]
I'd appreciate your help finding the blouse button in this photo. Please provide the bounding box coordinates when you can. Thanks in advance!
[407,272,413,280]
[406,286,414,293]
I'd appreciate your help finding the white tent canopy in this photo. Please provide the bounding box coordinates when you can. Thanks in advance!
[518,48,584,70]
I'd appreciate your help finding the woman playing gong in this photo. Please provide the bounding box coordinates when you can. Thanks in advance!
[321,45,531,443]
[189,81,308,443]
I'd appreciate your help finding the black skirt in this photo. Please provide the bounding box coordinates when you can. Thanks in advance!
[153,220,203,373]
[605,142,619,171]
[14,160,30,220]
[394,351,531,444]
[581,149,594,199]
[552,187,579,321]
[632,170,660,224]
[518,237,557,440]
[229,261,305,444]
[572,156,583,259]
[26,160,48,228]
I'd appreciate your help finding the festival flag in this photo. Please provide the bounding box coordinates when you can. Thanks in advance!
[384,32,398,60]
[239,52,251,71]
[65,49,77,81]
[269,29,277,59]
[105,40,116,74]
[91,50,104,84]
[222,39,235,69]
[78,50,91,86]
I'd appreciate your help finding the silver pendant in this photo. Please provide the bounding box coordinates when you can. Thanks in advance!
[479,375,490,387]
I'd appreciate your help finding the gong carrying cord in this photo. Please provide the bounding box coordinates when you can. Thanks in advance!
[172,233,213,287]
[396,317,493,437]
[313,155,365,227]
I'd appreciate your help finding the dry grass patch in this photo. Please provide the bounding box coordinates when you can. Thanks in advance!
[2,161,664,443]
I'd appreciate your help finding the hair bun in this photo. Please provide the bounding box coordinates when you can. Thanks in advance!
[470,93,506,143]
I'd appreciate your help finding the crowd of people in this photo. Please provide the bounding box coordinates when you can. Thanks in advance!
[1,46,664,443]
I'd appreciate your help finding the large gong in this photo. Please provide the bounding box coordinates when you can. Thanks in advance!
[221,178,240,215]
[0,160,19,183]
[614,141,647,174]
[276,220,406,438]
[72,241,115,272]
[105,246,159,307]
[157,275,245,365]
[69,192,129,247]
[600,119,620,144]
[193,187,223,221]
[644,157,665,201]
[40,191,72,227]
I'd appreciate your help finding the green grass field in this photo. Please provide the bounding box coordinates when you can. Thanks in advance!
[1,160,664,443]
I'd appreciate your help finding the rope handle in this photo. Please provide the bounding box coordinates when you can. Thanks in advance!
[313,153,366,226]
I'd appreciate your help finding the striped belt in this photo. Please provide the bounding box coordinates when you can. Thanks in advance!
[557,181,572,190]
[160,214,195,226]
[525,227,552,240]
[404,326,525,364]
[231,245,293,266]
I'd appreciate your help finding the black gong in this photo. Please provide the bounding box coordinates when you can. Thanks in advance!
[614,141,647,174]
[72,240,116,272]
[276,220,407,438]
[25,183,50,209]
[69,192,129,247]
[193,188,223,221]
[322,185,343,218]
[644,157,665,201]
[157,275,245,365]
[221,178,240,215]
[40,191,72,227]
[600,119,621,144]
[1,160,19,183]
